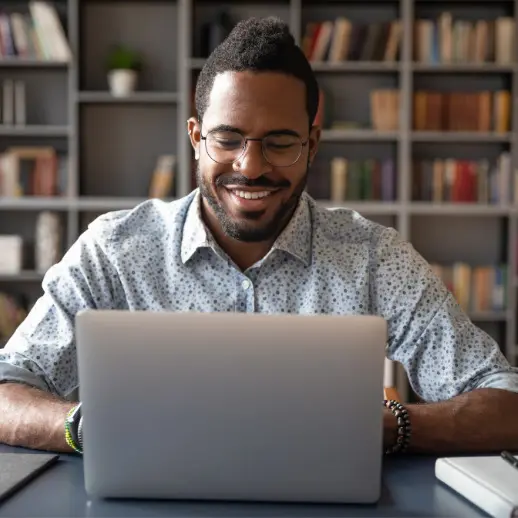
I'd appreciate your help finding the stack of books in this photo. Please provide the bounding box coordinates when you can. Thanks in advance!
[0,1,71,61]
[414,13,515,64]
[413,91,510,133]
[301,18,402,62]
[412,153,511,204]
[330,158,396,202]
[431,263,507,313]
[0,146,68,197]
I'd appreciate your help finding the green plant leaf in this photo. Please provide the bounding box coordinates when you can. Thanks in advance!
[106,45,142,71]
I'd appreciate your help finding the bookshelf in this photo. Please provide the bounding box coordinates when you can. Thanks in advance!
[0,0,517,403]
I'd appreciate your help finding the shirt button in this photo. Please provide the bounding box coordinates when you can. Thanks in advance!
[242,279,251,290]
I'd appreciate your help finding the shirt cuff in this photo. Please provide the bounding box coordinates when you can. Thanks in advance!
[471,370,518,394]
[0,361,51,392]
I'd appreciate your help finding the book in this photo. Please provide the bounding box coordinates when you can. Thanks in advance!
[435,456,518,518]
[148,154,176,198]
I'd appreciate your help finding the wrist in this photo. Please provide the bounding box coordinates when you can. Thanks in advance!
[383,399,412,454]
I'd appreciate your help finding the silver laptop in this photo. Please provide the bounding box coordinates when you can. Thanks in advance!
[76,310,387,504]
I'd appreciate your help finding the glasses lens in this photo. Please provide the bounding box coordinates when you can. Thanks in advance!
[206,131,244,164]
[263,134,303,167]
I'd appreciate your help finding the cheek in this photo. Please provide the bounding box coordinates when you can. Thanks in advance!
[276,164,307,187]
[199,159,228,186]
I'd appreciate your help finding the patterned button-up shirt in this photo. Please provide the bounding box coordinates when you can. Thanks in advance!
[1,190,517,400]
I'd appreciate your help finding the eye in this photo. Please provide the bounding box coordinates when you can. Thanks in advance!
[215,139,241,149]
[265,135,299,151]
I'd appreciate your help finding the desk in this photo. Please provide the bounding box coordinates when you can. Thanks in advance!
[0,444,487,518]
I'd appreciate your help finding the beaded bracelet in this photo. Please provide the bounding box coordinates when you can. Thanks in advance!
[383,399,412,454]
[64,406,82,454]
[78,416,84,452]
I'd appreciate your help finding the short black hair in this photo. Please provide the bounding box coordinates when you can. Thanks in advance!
[194,16,319,128]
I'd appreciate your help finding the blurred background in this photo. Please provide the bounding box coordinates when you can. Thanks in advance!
[0,0,516,402]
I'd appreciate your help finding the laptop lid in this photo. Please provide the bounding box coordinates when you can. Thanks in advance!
[76,310,387,504]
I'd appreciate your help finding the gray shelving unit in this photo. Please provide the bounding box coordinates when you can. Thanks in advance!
[0,0,517,403]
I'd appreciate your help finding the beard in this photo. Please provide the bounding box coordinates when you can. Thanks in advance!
[196,161,309,243]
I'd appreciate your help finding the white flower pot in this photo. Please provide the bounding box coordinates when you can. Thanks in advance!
[108,69,137,97]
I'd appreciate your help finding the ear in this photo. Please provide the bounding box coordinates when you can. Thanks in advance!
[187,117,201,159]
[307,124,321,166]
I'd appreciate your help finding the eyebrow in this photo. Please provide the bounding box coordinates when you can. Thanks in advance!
[207,124,302,138]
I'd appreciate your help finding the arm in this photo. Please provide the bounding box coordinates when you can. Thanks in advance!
[0,222,123,451]
[372,227,518,454]
[384,388,518,454]
[0,383,75,452]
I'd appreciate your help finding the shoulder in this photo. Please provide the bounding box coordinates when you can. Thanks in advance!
[307,195,392,252]
[86,193,195,246]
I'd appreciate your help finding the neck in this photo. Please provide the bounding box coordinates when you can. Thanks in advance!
[201,200,277,271]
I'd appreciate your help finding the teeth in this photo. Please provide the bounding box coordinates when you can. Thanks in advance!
[232,190,272,200]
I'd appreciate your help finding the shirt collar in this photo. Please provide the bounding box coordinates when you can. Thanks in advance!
[270,192,312,267]
[181,189,312,267]
[180,190,212,263]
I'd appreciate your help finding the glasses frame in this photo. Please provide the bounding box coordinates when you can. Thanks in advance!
[200,128,310,167]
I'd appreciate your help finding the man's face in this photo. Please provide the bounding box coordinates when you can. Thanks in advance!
[188,71,320,242]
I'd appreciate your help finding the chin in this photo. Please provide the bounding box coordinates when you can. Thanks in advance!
[221,211,281,243]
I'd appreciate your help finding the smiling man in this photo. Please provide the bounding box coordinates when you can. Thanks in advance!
[1,17,518,455]
[189,66,316,270]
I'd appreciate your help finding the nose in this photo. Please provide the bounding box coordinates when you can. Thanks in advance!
[234,140,271,179]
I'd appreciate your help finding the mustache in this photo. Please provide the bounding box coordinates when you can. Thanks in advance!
[216,174,290,189]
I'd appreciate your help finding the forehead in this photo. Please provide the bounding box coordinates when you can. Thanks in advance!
[203,71,308,132]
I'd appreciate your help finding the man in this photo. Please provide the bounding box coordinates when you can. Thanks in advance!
[1,17,518,455]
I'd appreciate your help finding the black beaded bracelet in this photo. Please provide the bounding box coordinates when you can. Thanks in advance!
[383,399,412,454]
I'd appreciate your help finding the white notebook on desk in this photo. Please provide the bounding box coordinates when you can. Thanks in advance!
[435,455,518,518]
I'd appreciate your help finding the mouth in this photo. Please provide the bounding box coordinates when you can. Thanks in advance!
[223,186,281,211]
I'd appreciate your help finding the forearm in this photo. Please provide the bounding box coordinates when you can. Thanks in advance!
[0,382,76,453]
[385,388,518,454]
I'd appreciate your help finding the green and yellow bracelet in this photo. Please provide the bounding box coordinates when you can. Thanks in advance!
[65,405,82,454]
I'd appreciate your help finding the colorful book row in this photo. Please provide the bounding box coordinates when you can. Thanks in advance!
[430,263,507,313]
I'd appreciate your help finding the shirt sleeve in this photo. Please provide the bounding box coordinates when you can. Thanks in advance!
[0,227,123,398]
[371,226,518,402]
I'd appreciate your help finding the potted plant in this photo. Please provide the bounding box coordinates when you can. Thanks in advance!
[106,44,142,97]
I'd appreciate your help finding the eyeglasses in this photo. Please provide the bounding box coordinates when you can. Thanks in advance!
[200,129,309,167]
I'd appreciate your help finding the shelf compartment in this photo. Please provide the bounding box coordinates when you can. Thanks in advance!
[80,2,179,92]
[0,211,67,272]
[192,3,290,58]
[309,141,398,202]
[411,214,508,266]
[0,69,69,127]
[79,104,178,198]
